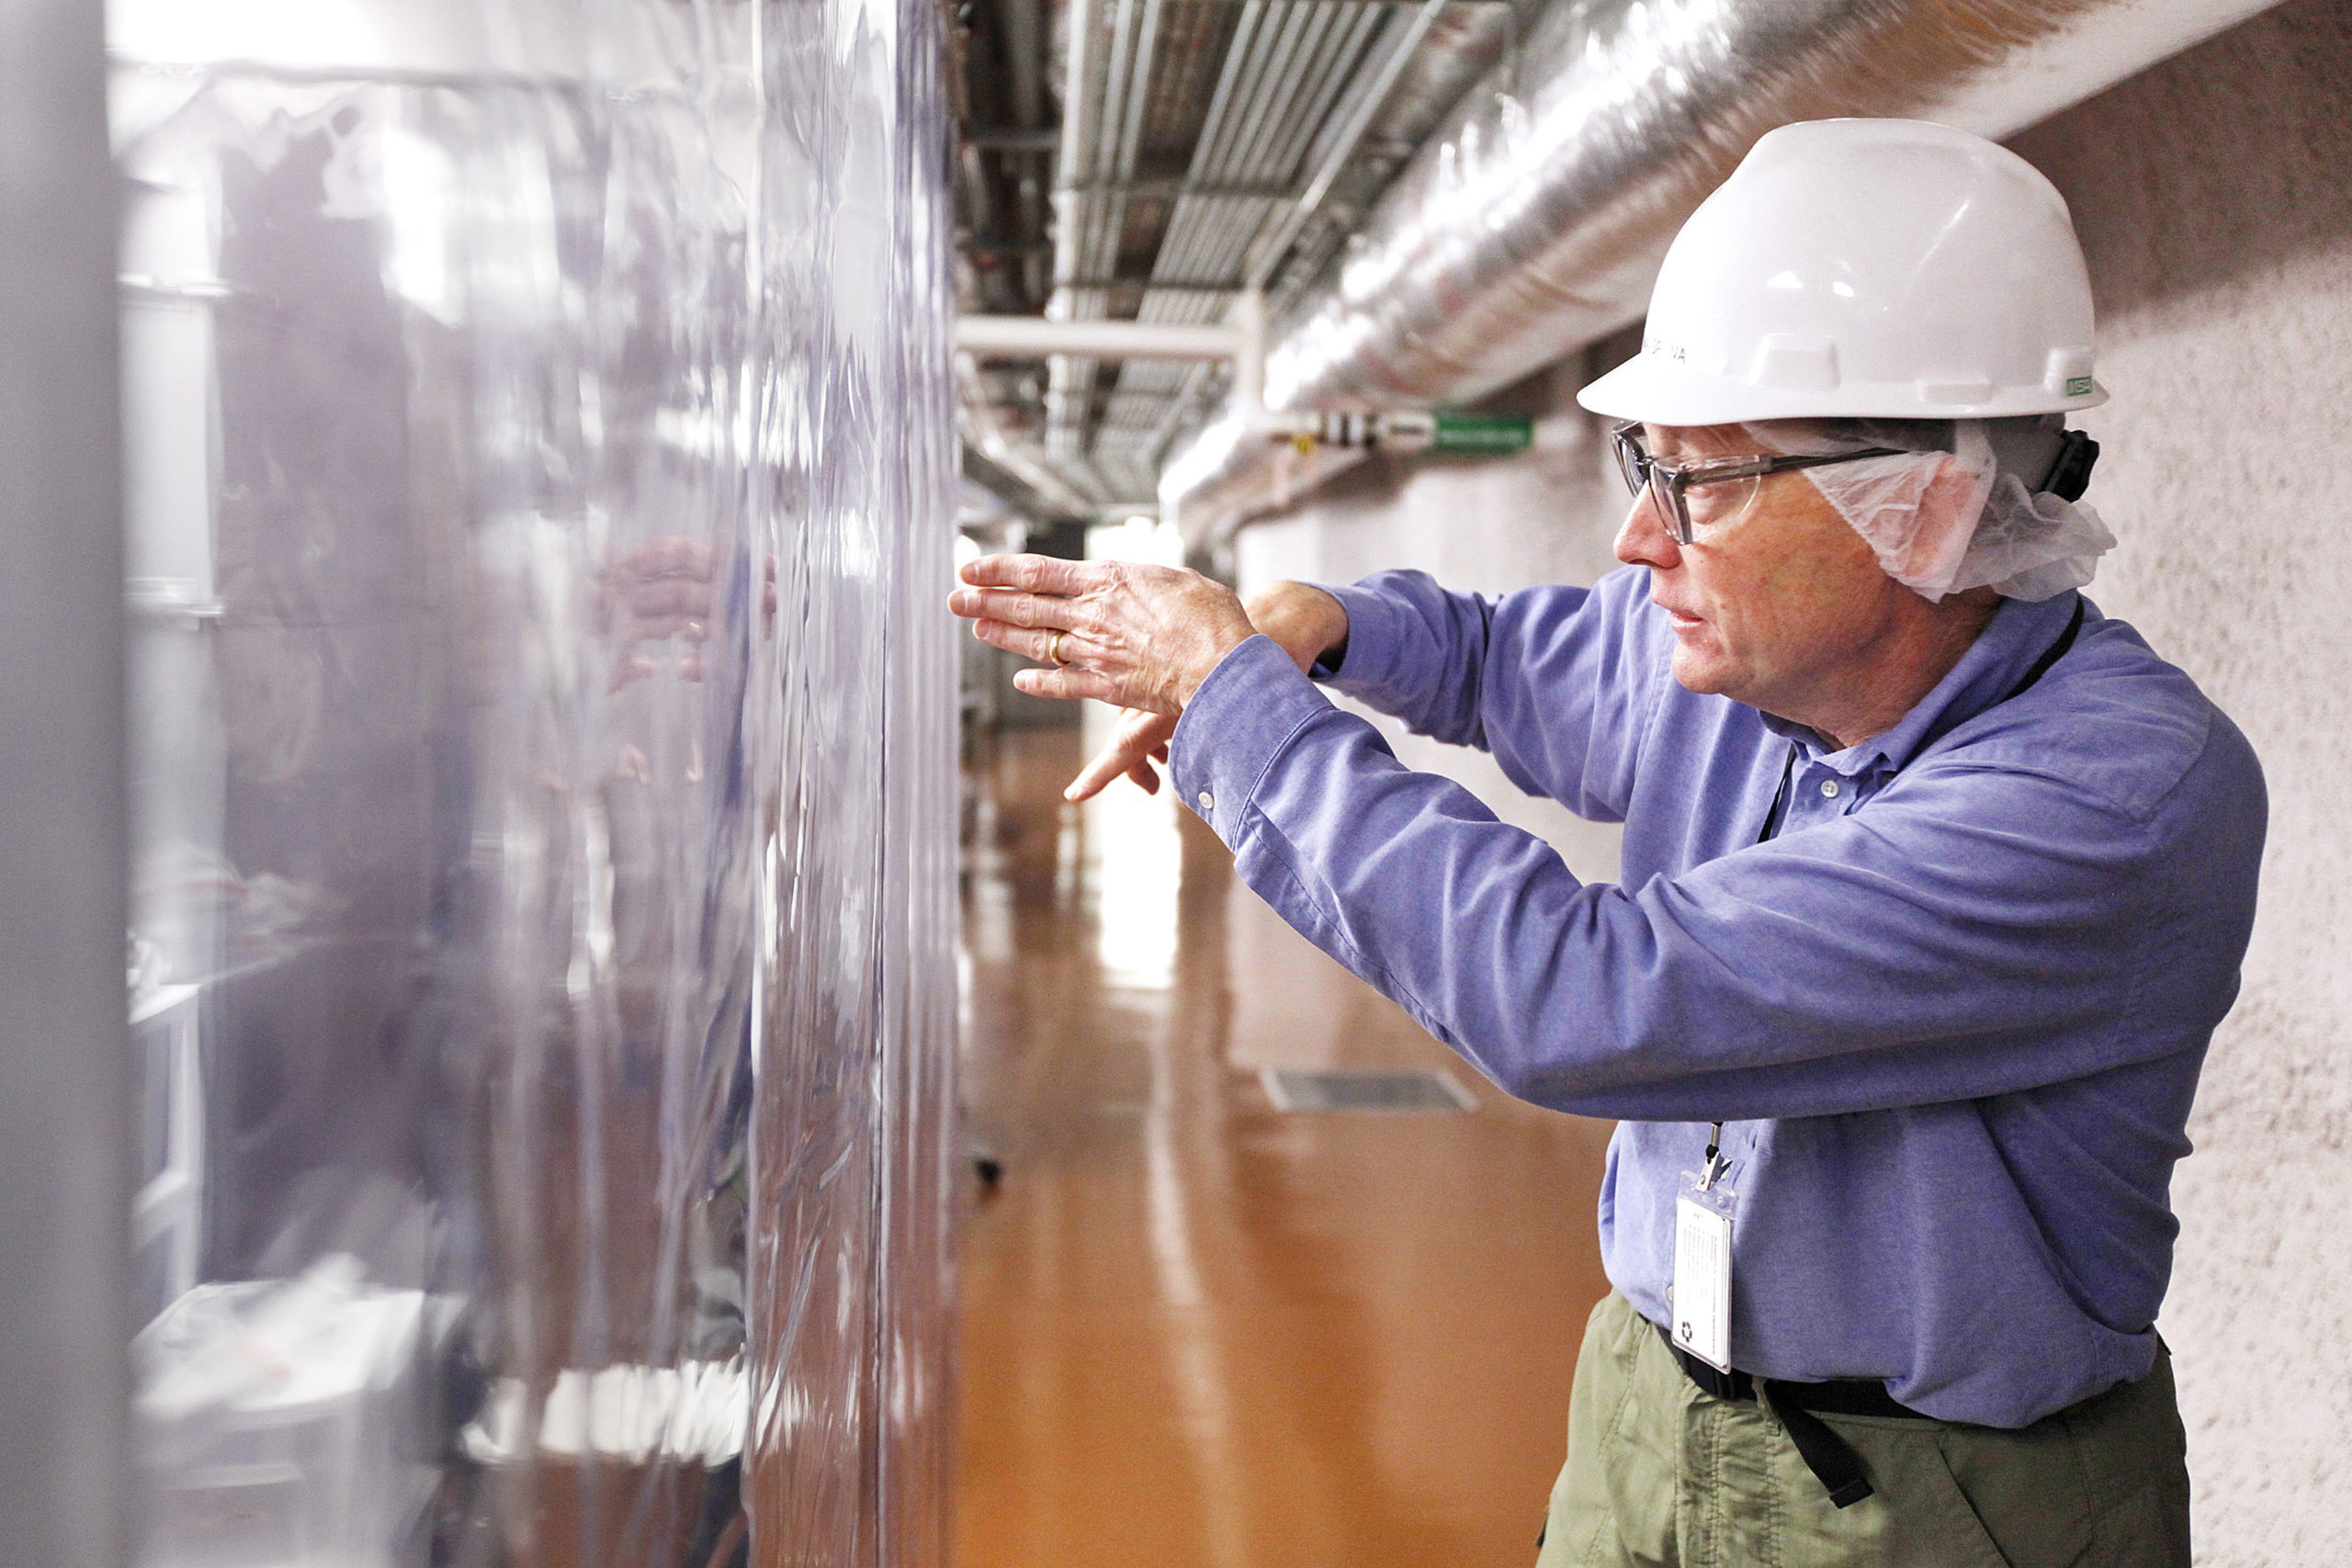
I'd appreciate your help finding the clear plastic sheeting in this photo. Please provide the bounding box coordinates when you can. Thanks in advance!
[110,0,959,1562]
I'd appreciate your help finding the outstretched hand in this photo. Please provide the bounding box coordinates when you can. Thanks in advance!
[949,553,1257,711]
[947,558,1349,802]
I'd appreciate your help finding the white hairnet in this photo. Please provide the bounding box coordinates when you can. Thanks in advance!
[1748,417,2116,602]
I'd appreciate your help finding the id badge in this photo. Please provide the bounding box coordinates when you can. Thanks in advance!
[1672,1169,1737,1372]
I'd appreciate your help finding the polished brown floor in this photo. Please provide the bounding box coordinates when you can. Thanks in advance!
[955,723,1616,1568]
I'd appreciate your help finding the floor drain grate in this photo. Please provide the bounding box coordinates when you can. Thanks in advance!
[1260,1066,1477,1114]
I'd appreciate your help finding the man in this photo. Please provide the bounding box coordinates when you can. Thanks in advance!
[948,119,2263,1566]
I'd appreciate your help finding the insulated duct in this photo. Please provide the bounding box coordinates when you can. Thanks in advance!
[1161,0,2284,538]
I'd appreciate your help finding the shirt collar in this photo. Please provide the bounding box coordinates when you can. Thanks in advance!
[1757,591,2086,776]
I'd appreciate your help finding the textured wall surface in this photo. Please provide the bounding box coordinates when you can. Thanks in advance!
[2011,6,2352,1559]
[1226,5,2352,1560]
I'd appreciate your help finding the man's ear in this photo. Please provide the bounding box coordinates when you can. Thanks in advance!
[1917,451,1986,513]
[1899,453,1991,597]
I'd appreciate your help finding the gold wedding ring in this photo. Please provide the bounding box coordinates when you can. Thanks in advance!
[1046,630,1069,667]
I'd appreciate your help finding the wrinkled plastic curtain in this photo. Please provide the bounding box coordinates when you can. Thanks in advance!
[111,0,958,1562]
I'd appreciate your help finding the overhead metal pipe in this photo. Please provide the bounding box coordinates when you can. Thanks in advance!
[1245,0,1451,289]
[1132,0,1516,468]
[960,315,1248,361]
[1162,0,2286,539]
[1230,290,1267,408]
[1043,0,1108,470]
[1005,0,1046,125]
[1053,0,1104,202]
[1037,0,1514,496]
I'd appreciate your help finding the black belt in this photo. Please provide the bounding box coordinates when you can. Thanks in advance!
[1655,1324,1929,1509]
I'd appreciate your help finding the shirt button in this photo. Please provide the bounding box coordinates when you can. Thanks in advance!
[1819,779,1841,799]
[1198,790,1216,812]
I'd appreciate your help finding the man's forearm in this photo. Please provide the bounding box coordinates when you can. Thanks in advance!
[1172,641,2195,1123]
[1293,571,1510,750]
[1241,580,1350,675]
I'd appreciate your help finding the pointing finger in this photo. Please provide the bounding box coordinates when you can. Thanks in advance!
[1068,740,1136,801]
[1067,708,1176,801]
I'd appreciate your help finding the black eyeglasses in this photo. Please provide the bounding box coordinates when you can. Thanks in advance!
[1610,422,1904,546]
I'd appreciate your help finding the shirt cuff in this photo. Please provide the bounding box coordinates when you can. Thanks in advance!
[1170,634,1333,842]
[1306,579,1413,692]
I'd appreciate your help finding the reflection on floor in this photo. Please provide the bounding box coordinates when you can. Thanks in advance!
[956,724,1617,1568]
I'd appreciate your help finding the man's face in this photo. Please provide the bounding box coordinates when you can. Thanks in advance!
[1612,423,1919,720]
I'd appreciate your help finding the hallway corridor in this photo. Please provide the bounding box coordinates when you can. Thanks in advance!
[954,724,1617,1568]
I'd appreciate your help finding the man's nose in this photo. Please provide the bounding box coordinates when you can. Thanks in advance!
[1613,491,1682,570]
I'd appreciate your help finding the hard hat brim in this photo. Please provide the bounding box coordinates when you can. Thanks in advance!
[1575,352,2109,427]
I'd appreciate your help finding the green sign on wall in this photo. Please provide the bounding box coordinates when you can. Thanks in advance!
[1430,412,1534,455]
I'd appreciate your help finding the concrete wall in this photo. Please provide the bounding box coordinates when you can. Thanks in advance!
[1227,4,2352,1558]
[2014,6,2352,1558]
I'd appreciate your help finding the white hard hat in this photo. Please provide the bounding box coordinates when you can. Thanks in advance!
[1578,118,2106,426]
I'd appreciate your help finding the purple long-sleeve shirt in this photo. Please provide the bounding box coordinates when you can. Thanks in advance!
[1167,566,2264,1427]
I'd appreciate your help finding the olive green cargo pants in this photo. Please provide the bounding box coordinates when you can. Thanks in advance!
[1535,1292,2190,1568]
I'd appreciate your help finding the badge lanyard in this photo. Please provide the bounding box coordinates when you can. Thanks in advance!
[1673,748,1793,1371]
[1673,597,2088,1375]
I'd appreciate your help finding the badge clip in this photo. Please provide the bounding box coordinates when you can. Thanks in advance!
[1695,1121,1728,1191]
